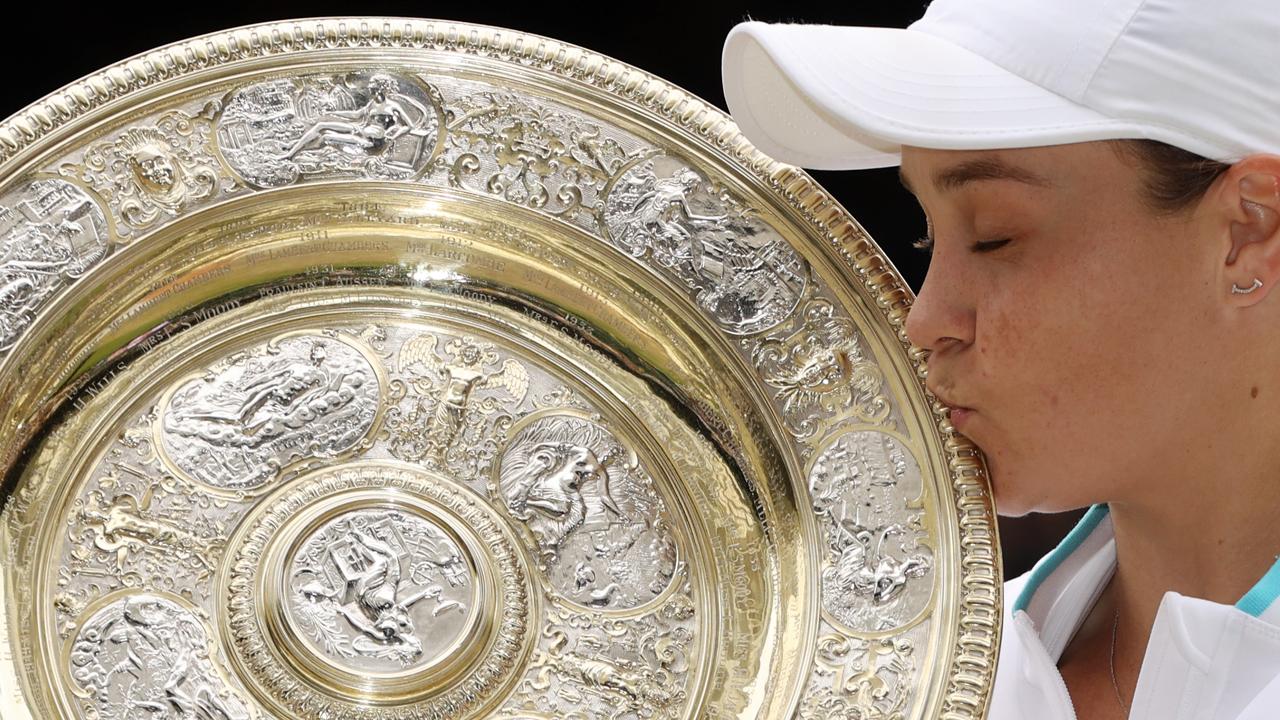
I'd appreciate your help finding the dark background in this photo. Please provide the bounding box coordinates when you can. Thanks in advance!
[0,3,1085,578]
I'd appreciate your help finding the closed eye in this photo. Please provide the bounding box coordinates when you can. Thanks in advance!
[912,235,1011,254]
[971,238,1012,253]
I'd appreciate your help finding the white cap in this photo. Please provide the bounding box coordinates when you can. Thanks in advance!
[721,0,1280,170]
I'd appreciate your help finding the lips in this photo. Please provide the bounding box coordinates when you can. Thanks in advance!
[926,385,972,413]
[926,384,977,433]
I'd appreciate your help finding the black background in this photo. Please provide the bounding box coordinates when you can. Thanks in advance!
[0,3,1083,577]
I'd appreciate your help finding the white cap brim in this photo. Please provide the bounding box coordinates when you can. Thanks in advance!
[721,21,1132,170]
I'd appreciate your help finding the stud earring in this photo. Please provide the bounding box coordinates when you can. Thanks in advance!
[1232,278,1264,294]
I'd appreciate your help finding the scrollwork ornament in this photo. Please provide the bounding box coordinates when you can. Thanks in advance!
[748,296,893,441]
[798,633,916,720]
[59,105,227,236]
[441,89,633,225]
[501,579,697,719]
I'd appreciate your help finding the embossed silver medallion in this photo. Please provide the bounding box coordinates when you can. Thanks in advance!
[0,178,109,351]
[287,507,476,673]
[601,152,808,334]
[498,413,679,610]
[809,430,934,632]
[216,71,442,188]
[68,594,253,720]
[160,333,382,490]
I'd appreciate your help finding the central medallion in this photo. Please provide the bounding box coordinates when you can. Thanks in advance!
[221,461,532,718]
[285,507,478,674]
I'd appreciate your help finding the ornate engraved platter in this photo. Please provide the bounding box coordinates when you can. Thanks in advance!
[0,18,1000,720]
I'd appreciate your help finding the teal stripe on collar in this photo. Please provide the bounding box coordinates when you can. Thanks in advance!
[1013,504,1111,614]
[1238,554,1280,617]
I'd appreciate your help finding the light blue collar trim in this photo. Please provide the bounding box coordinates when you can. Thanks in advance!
[1012,503,1111,614]
[1013,502,1280,619]
[1237,554,1280,617]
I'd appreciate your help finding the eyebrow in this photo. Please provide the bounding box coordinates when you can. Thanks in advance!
[898,157,1053,195]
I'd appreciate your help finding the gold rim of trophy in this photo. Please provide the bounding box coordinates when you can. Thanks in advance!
[0,17,1000,720]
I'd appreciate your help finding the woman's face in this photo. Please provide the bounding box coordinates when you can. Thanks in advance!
[900,141,1236,516]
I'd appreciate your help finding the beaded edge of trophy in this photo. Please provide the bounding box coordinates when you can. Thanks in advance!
[0,17,1001,720]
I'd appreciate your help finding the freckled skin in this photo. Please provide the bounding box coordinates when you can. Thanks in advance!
[900,142,1264,517]
[901,140,1280,719]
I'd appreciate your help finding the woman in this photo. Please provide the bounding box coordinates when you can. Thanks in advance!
[722,2,1280,718]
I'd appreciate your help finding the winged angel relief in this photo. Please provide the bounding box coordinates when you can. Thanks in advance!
[386,333,529,469]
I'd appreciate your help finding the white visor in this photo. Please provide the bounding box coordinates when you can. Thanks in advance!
[720,13,1263,170]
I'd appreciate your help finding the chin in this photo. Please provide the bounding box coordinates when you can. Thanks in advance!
[992,492,1038,518]
[983,459,1037,518]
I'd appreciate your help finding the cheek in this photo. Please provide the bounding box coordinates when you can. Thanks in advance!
[975,240,1164,507]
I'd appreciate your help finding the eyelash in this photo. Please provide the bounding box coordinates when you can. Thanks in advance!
[913,235,1012,254]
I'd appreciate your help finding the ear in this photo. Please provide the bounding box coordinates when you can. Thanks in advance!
[1219,155,1280,306]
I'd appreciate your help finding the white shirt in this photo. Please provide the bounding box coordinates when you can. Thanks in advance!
[989,504,1280,719]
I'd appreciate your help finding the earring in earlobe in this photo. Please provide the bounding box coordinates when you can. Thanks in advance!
[1232,278,1264,294]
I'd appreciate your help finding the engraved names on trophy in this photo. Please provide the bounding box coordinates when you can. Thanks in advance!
[286,507,475,672]
[68,594,253,720]
[808,430,933,633]
[215,71,442,188]
[601,153,808,334]
[160,333,382,490]
[0,178,109,352]
[498,413,679,611]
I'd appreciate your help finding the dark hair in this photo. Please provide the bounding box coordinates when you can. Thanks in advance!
[1110,139,1231,215]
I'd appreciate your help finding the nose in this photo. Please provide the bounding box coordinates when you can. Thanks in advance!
[903,255,975,358]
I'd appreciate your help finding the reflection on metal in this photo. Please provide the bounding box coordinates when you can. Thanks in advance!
[0,17,998,720]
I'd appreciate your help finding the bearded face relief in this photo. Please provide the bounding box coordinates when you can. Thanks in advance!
[498,413,678,610]
[130,146,177,191]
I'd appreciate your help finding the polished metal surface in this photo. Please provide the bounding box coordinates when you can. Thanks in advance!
[0,18,999,720]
